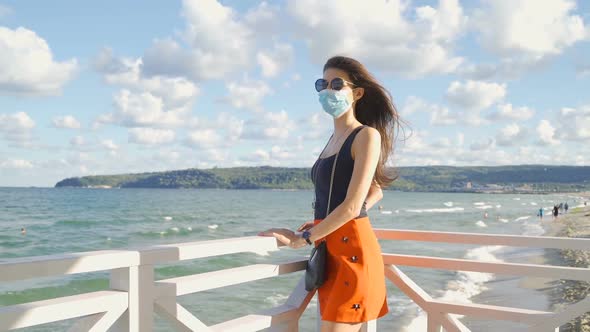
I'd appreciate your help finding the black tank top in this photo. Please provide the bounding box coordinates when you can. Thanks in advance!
[311,125,368,220]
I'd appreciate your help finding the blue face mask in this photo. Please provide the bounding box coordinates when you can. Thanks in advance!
[318,89,352,118]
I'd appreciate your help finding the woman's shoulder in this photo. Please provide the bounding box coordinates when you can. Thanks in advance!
[351,126,380,159]
[355,126,380,144]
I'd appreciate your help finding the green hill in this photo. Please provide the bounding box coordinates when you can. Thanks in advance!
[54,165,590,193]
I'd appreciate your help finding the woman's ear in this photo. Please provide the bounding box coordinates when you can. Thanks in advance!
[353,87,365,101]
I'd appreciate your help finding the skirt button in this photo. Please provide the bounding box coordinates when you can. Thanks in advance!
[351,256,358,262]
[342,236,349,243]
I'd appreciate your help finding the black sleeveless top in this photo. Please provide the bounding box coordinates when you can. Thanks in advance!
[311,125,368,220]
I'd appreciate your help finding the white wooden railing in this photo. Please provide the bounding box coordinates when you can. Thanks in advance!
[0,230,589,331]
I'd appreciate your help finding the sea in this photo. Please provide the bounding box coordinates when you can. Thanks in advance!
[0,188,585,331]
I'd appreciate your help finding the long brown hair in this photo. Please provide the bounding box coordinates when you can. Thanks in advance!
[324,55,403,188]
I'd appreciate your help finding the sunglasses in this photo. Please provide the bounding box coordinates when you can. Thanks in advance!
[315,77,356,92]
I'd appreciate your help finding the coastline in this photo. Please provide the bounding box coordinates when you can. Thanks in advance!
[538,193,590,331]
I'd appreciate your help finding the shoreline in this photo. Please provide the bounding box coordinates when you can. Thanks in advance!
[537,194,590,331]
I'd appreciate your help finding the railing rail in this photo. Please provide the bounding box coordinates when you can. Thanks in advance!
[0,229,588,331]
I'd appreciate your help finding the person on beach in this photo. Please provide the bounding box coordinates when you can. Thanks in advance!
[538,208,543,220]
[564,202,569,214]
[20,227,26,235]
[259,56,401,332]
[553,205,559,219]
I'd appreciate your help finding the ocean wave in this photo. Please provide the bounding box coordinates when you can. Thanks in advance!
[522,220,544,236]
[405,207,464,213]
[475,205,493,210]
[514,216,531,222]
[475,220,487,227]
[402,246,504,331]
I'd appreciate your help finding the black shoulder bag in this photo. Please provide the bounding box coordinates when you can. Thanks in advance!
[305,150,339,292]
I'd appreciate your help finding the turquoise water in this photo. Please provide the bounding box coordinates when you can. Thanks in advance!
[0,188,582,331]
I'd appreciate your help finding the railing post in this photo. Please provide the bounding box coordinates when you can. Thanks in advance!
[427,313,443,332]
[360,319,376,332]
[316,301,321,331]
[110,265,154,332]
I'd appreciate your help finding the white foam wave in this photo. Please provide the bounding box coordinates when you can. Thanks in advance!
[405,207,464,213]
[513,197,521,200]
[522,220,545,236]
[208,224,218,229]
[473,202,486,206]
[475,220,487,227]
[443,202,454,207]
[499,218,509,223]
[514,216,531,222]
[163,216,173,221]
[265,293,288,306]
[380,210,393,214]
[402,246,503,331]
[530,202,538,206]
[475,205,493,210]
[496,204,502,208]
[170,227,179,232]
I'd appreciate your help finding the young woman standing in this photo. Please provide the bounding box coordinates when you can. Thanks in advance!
[259,55,401,332]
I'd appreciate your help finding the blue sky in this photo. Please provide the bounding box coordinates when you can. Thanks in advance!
[1,0,589,187]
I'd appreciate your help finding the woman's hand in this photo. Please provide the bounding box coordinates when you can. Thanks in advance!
[297,221,315,232]
[258,228,307,249]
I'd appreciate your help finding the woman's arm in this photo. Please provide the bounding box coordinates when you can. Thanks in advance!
[306,127,381,242]
[364,182,383,211]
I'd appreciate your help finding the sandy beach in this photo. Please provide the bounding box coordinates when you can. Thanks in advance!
[541,194,590,331]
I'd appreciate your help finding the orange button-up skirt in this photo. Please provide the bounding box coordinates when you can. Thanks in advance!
[313,216,389,323]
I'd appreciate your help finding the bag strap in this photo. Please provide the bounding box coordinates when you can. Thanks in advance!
[326,151,339,215]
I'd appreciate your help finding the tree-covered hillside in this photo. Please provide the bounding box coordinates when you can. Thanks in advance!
[55,165,590,192]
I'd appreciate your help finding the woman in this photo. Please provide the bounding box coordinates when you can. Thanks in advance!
[259,55,401,332]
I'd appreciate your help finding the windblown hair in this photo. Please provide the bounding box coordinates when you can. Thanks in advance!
[324,56,405,188]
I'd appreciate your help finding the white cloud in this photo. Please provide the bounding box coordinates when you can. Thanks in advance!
[53,115,81,129]
[97,89,194,128]
[242,149,271,162]
[470,138,495,151]
[287,0,466,77]
[487,104,535,121]
[0,27,77,96]
[446,80,507,110]
[257,42,294,78]
[100,140,119,151]
[459,56,551,80]
[186,129,222,148]
[473,0,587,56]
[401,96,458,126]
[556,106,590,141]
[216,113,244,142]
[0,112,35,142]
[128,128,175,145]
[70,136,85,147]
[224,79,272,112]
[94,48,200,120]
[142,0,272,81]
[536,120,560,145]
[243,110,296,140]
[496,123,528,146]
[0,159,33,169]
[243,1,281,36]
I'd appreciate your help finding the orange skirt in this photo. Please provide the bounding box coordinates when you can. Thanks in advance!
[314,216,389,323]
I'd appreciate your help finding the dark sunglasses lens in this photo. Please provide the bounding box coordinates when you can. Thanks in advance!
[331,78,344,90]
[315,79,328,92]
